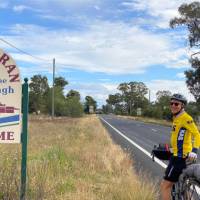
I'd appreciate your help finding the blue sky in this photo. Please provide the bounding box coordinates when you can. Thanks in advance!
[0,0,196,107]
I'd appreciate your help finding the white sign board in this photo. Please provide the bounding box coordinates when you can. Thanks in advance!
[89,105,94,114]
[0,49,21,143]
[137,108,142,116]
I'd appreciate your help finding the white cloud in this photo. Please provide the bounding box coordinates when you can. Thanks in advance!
[40,0,98,5]
[2,21,188,75]
[38,14,64,21]
[11,53,49,64]
[13,5,29,12]
[94,5,100,10]
[99,78,111,82]
[13,0,101,12]
[65,82,118,107]
[101,83,118,93]
[122,0,195,28]
[145,79,194,102]
[20,66,51,78]
[176,72,185,78]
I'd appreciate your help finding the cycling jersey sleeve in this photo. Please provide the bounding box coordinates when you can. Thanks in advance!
[184,118,200,151]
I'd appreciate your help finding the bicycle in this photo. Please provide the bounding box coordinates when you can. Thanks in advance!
[152,144,200,200]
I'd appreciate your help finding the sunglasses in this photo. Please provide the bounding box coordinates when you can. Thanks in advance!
[170,102,180,106]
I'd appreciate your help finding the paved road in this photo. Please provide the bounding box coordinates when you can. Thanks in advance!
[99,114,172,183]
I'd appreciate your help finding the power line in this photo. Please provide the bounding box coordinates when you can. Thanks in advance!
[0,38,52,63]
[0,38,70,118]
[0,38,78,71]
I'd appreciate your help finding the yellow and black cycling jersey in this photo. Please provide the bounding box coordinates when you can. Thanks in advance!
[171,111,200,158]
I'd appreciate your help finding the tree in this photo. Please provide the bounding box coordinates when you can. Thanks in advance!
[186,101,200,120]
[46,76,68,116]
[143,103,162,119]
[170,2,200,103]
[156,90,172,120]
[128,81,148,112]
[65,90,83,117]
[29,75,49,113]
[106,93,122,106]
[156,90,172,105]
[117,83,129,106]
[66,90,80,101]
[117,83,129,94]
[170,2,200,47]
[102,104,113,114]
[65,97,83,117]
[28,74,84,117]
[106,93,122,114]
[106,82,149,115]
[84,96,97,113]
[46,87,66,116]
[185,66,200,103]
[54,77,68,89]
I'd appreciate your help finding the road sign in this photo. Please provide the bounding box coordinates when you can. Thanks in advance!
[89,105,94,114]
[0,49,21,143]
[137,108,142,116]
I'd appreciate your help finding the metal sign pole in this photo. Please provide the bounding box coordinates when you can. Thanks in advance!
[20,78,29,200]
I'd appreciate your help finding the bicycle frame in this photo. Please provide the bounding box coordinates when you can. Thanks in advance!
[152,145,200,200]
[171,181,183,200]
[170,164,200,200]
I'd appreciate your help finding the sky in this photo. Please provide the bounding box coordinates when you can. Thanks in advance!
[0,0,196,107]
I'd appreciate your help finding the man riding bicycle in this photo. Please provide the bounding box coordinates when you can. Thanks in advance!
[161,93,200,200]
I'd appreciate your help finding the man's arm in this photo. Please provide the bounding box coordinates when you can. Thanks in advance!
[185,118,200,153]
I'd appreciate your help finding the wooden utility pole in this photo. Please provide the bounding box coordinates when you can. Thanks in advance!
[52,58,55,118]
[149,89,151,102]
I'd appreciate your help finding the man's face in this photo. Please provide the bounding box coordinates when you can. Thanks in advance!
[170,100,183,115]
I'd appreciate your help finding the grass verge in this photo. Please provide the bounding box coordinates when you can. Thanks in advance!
[116,115,172,126]
[0,115,158,200]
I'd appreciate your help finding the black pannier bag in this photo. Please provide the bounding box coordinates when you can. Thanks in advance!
[152,143,172,161]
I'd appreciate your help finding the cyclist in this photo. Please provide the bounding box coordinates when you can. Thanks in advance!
[161,93,200,200]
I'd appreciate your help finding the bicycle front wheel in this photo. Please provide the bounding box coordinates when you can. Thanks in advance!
[182,177,200,200]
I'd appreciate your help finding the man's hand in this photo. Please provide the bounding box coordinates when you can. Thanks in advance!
[188,152,198,161]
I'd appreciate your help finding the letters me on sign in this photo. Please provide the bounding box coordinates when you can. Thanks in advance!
[0,49,21,143]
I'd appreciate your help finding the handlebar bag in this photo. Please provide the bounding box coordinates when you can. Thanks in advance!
[152,143,172,160]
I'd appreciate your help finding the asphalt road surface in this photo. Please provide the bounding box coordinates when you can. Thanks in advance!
[99,114,200,184]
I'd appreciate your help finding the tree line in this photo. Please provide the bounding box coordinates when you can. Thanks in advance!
[29,75,97,117]
[102,82,200,121]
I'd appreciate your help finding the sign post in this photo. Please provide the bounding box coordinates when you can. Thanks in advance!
[0,49,29,200]
[20,78,29,200]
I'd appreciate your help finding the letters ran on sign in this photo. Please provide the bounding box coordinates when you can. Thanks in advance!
[0,49,21,143]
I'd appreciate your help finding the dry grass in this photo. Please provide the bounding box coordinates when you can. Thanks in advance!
[117,115,172,126]
[0,115,158,200]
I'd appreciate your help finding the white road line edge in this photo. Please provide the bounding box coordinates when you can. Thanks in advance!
[100,117,167,169]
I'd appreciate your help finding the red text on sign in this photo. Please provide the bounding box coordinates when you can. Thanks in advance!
[0,53,20,82]
[0,131,15,140]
